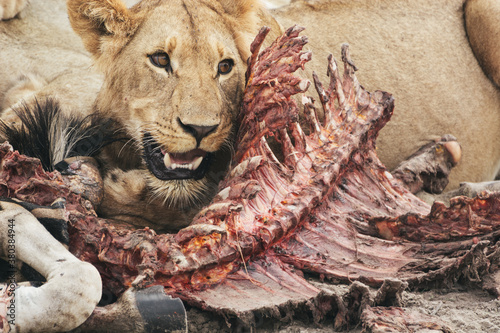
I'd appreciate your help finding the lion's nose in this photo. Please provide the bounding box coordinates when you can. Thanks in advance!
[178,118,219,146]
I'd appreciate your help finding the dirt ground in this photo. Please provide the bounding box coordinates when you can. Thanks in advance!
[401,287,500,332]
[186,281,500,332]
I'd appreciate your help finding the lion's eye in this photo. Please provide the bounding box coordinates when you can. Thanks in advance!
[149,52,171,71]
[218,59,234,75]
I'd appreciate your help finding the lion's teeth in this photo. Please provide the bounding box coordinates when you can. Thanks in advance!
[164,153,172,169]
[164,153,204,171]
[193,156,203,170]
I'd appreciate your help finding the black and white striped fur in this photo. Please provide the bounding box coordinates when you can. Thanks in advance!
[0,97,114,171]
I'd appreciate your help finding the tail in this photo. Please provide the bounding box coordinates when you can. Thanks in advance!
[464,0,500,88]
[0,97,114,171]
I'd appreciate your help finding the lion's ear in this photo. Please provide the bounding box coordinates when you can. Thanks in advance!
[67,0,138,58]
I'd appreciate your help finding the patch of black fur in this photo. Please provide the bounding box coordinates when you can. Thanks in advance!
[98,289,118,306]
[37,218,69,244]
[20,264,46,283]
[0,259,45,286]
[54,160,69,173]
[0,259,10,281]
[0,97,115,171]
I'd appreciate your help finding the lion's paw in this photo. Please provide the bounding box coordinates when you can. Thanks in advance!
[0,0,28,20]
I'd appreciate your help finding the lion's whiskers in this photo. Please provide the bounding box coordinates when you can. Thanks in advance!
[117,123,163,158]
[146,175,211,209]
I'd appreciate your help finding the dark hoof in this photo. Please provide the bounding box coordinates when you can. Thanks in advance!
[136,286,187,333]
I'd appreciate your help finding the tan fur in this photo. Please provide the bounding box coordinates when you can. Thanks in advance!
[0,0,28,20]
[2,0,500,229]
[100,169,201,231]
[67,0,140,65]
[465,0,500,88]
[2,74,46,109]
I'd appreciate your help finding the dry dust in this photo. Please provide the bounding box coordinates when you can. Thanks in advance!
[187,282,500,332]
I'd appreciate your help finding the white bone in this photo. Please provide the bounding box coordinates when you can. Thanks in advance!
[0,201,101,332]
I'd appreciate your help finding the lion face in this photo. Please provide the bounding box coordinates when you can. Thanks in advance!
[68,0,266,207]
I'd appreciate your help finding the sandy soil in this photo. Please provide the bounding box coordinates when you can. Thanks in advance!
[401,287,500,332]
[186,282,500,332]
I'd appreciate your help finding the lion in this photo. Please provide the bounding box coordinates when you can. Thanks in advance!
[2,0,500,331]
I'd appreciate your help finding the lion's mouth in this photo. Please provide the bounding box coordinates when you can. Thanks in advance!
[143,134,213,180]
